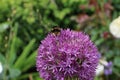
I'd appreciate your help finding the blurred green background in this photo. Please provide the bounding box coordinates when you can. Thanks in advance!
[0,0,120,80]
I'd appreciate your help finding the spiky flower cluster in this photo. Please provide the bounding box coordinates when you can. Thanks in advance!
[36,29,100,80]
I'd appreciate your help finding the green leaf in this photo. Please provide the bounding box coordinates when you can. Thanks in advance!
[14,39,36,69]
[9,24,18,65]
[35,77,43,80]
[54,8,70,20]
[94,76,100,80]
[9,68,21,78]
[9,37,23,66]
[95,38,104,46]
[0,22,9,33]
[105,50,114,59]
[0,53,5,64]
[114,57,120,67]
[49,2,58,10]
[22,50,37,72]
[39,0,49,7]
[18,72,42,80]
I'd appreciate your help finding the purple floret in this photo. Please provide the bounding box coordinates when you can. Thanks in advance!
[104,61,112,75]
[36,29,100,80]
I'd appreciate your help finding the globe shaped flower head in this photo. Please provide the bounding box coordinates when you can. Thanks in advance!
[36,29,100,80]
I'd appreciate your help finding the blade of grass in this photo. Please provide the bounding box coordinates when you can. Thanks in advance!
[22,50,37,72]
[18,72,42,80]
[9,24,18,65]
[14,39,36,69]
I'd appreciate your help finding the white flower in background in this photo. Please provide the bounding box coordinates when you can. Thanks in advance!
[96,59,112,76]
[109,16,120,38]
[96,63,104,76]
[0,62,3,74]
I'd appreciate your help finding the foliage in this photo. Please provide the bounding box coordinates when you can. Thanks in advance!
[0,0,120,80]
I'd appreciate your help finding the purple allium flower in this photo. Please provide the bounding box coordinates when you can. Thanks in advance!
[104,62,112,75]
[36,29,100,80]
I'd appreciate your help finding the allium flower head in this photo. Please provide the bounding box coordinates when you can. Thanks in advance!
[36,29,100,80]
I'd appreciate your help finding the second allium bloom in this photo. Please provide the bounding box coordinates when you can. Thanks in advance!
[36,29,100,80]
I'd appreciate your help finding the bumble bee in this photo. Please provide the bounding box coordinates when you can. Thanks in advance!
[50,26,61,36]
